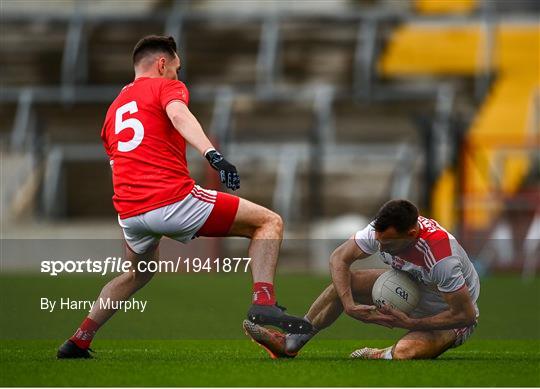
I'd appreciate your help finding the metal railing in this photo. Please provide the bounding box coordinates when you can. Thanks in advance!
[17,83,420,221]
[4,4,509,222]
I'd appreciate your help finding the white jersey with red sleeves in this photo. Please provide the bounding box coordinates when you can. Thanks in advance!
[101,77,195,219]
[354,216,480,318]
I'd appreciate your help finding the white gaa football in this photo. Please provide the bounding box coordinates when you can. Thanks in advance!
[372,269,420,314]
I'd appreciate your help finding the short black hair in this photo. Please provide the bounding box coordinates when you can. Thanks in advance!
[132,35,177,66]
[373,199,419,233]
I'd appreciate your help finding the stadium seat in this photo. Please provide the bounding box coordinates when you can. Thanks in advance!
[0,21,67,86]
[414,0,478,15]
[381,22,540,230]
[280,21,357,88]
[183,21,261,87]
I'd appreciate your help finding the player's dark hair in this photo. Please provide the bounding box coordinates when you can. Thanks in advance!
[132,35,177,66]
[373,199,419,233]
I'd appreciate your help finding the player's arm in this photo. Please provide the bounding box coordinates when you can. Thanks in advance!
[166,101,240,190]
[411,286,476,330]
[166,101,213,155]
[329,238,366,309]
[379,286,477,330]
[330,237,392,326]
[379,257,477,330]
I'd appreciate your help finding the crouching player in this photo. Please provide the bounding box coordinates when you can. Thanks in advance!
[243,199,480,360]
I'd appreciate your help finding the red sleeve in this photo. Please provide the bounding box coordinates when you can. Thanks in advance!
[100,122,112,158]
[160,80,189,110]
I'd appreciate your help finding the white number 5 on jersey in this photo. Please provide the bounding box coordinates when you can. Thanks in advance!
[115,101,144,152]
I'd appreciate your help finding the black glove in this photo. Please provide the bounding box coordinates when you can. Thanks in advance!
[205,150,240,191]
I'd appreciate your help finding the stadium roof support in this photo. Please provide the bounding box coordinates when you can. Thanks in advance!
[256,16,280,96]
[10,89,36,152]
[273,146,300,223]
[353,19,378,100]
[474,0,497,101]
[61,13,88,102]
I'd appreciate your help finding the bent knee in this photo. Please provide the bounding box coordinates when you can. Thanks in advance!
[253,208,283,234]
[392,343,418,360]
[392,341,438,360]
[265,211,283,232]
[233,200,284,238]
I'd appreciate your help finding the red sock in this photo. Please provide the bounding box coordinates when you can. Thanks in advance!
[70,317,100,349]
[253,282,276,305]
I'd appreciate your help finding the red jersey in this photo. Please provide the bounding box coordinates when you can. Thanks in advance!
[101,77,195,219]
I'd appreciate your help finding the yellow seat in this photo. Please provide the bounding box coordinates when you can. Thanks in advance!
[380,23,539,231]
[415,0,478,15]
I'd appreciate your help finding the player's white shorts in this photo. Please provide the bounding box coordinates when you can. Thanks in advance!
[118,185,239,254]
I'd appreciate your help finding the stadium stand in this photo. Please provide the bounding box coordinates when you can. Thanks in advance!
[1,0,538,272]
[381,22,539,234]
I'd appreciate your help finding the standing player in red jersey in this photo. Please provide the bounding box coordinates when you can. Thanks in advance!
[243,200,480,360]
[57,35,311,359]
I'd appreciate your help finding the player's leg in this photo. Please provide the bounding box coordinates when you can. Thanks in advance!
[87,243,158,324]
[226,197,283,283]
[230,198,315,333]
[351,329,456,360]
[392,330,456,359]
[243,283,340,358]
[306,269,386,330]
[243,269,385,358]
[196,193,282,283]
[351,304,478,360]
[283,269,385,354]
[197,192,311,333]
[57,241,158,359]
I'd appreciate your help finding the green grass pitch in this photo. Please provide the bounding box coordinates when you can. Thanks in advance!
[1,274,539,386]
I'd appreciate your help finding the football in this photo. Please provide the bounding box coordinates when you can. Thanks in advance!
[372,269,420,314]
